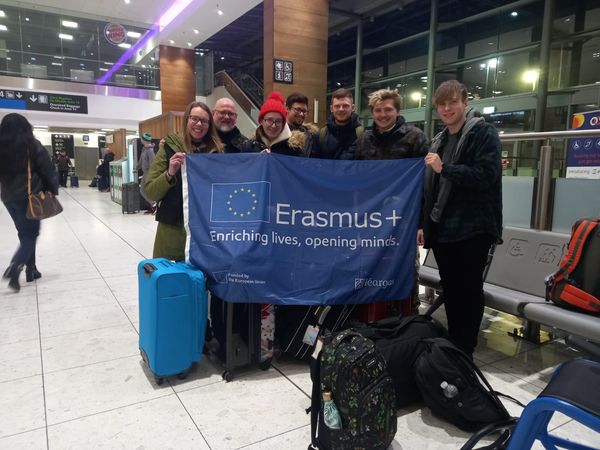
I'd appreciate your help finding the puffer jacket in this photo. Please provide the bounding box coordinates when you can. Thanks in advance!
[315,113,363,160]
[342,116,429,160]
[242,124,309,157]
[0,139,58,203]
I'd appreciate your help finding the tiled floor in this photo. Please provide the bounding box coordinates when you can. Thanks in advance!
[1,185,598,449]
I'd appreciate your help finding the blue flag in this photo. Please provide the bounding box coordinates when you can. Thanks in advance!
[184,153,424,305]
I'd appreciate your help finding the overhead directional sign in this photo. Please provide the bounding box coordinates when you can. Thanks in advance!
[0,89,88,114]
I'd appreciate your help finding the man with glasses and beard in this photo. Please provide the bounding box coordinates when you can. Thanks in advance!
[285,92,317,156]
[212,97,248,153]
[315,88,364,159]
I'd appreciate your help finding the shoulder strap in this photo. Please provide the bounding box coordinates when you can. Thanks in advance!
[27,147,33,196]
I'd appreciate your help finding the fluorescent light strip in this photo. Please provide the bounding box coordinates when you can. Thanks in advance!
[0,25,7,31]
[127,31,141,38]
[59,33,73,40]
[118,43,131,49]
[62,20,78,28]
[98,0,195,84]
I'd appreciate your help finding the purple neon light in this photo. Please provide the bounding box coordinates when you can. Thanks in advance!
[97,0,196,85]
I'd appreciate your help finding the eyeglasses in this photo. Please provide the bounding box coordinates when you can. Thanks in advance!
[263,118,284,127]
[332,104,352,110]
[289,107,308,115]
[215,110,237,119]
[188,116,210,126]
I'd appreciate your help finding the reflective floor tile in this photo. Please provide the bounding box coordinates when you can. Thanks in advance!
[44,355,170,425]
[179,369,310,449]
[0,376,45,438]
[0,428,47,449]
[39,302,130,338]
[0,338,41,383]
[47,395,209,450]
[42,324,139,373]
[0,313,39,345]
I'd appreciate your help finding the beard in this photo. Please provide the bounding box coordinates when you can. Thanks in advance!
[217,123,234,133]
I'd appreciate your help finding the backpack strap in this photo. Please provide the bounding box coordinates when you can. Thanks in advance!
[319,127,327,148]
[308,354,321,449]
[545,219,599,299]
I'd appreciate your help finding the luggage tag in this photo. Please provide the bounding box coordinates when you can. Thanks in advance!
[303,324,320,346]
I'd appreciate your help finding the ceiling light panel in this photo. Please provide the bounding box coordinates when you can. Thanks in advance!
[62,20,78,28]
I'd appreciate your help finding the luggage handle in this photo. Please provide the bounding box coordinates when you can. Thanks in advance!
[142,263,157,276]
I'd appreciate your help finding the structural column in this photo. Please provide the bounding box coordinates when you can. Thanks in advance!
[263,0,329,126]
[159,45,196,113]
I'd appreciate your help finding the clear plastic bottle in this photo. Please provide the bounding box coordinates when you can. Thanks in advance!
[440,381,459,398]
[322,391,343,429]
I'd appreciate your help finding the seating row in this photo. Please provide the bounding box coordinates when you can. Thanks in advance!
[418,226,600,345]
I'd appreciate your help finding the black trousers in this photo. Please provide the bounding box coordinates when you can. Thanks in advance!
[58,170,69,187]
[432,234,493,355]
[4,200,40,269]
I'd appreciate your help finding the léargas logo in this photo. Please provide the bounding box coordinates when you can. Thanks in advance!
[210,181,271,223]
[354,278,395,289]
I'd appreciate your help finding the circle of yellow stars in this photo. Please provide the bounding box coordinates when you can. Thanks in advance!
[227,187,258,217]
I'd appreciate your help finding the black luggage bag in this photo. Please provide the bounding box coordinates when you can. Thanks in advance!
[209,296,264,381]
[122,182,140,214]
[275,304,355,361]
[356,314,447,408]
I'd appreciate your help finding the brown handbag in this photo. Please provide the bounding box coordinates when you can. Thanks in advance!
[26,153,63,220]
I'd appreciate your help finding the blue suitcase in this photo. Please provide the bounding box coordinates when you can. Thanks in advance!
[138,258,208,384]
[70,174,79,188]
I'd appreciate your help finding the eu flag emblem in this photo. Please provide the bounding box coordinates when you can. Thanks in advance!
[210,181,271,222]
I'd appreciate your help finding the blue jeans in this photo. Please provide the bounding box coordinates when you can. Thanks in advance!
[4,200,40,268]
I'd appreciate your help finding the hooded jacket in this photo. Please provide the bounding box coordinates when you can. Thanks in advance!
[242,123,310,157]
[217,126,248,153]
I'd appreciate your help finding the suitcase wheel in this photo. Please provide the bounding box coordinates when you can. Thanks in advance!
[222,370,233,382]
[260,359,272,371]
[177,367,191,380]
[154,375,164,385]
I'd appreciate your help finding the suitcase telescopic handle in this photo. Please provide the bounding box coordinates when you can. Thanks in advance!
[142,263,157,277]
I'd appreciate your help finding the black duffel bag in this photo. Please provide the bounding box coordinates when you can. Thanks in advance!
[356,314,447,408]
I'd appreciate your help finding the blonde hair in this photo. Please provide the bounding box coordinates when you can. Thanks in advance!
[368,89,401,112]
[183,101,223,153]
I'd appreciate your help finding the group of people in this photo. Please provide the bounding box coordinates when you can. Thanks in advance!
[0,79,501,355]
[142,79,502,356]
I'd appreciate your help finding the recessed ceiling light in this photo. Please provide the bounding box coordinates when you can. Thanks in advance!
[217,8,224,16]
[510,11,518,17]
[220,56,224,60]
[187,42,192,47]
[200,52,204,56]
[127,31,141,38]
[169,39,174,44]
[118,43,131,49]
[58,33,73,40]
[6,56,10,60]
[124,0,130,4]
[25,17,29,21]
[27,44,31,48]
[0,24,7,31]
[0,10,5,17]
[62,20,78,28]
[194,29,199,34]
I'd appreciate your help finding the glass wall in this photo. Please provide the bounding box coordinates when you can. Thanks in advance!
[0,4,159,89]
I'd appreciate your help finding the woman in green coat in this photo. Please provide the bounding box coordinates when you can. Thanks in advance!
[145,101,223,261]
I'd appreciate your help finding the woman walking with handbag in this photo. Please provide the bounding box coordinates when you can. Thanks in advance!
[0,113,58,292]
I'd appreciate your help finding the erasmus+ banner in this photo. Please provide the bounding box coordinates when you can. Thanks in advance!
[184,153,424,305]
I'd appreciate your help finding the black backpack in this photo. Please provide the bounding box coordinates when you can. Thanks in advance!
[356,315,447,408]
[309,330,397,450]
[414,338,515,432]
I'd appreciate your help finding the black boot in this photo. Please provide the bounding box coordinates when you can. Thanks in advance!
[26,266,42,282]
[3,263,23,293]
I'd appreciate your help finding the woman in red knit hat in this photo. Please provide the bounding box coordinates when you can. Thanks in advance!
[242,92,312,156]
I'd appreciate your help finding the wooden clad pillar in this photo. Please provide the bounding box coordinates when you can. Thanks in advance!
[263,0,329,126]
[159,45,196,113]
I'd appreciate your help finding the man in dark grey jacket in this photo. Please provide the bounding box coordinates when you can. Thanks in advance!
[419,80,502,356]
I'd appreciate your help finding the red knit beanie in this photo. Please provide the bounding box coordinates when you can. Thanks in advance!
[259,91,287,123]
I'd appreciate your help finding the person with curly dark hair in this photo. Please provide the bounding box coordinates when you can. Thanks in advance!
[0,113,58,292]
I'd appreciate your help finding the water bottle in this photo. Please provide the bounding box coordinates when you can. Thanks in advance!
[440,381,459,399]
[322,391,343,429]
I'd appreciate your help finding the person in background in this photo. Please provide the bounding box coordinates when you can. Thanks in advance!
[314,88,364,159]
[145,101,223,261]
[55,149,71,188]
[242,92,311,156]
[0,113,58,292]
[97,151,115,192]
[138,132,156,214]
[420,79,502,356]
[212,97,247,153]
